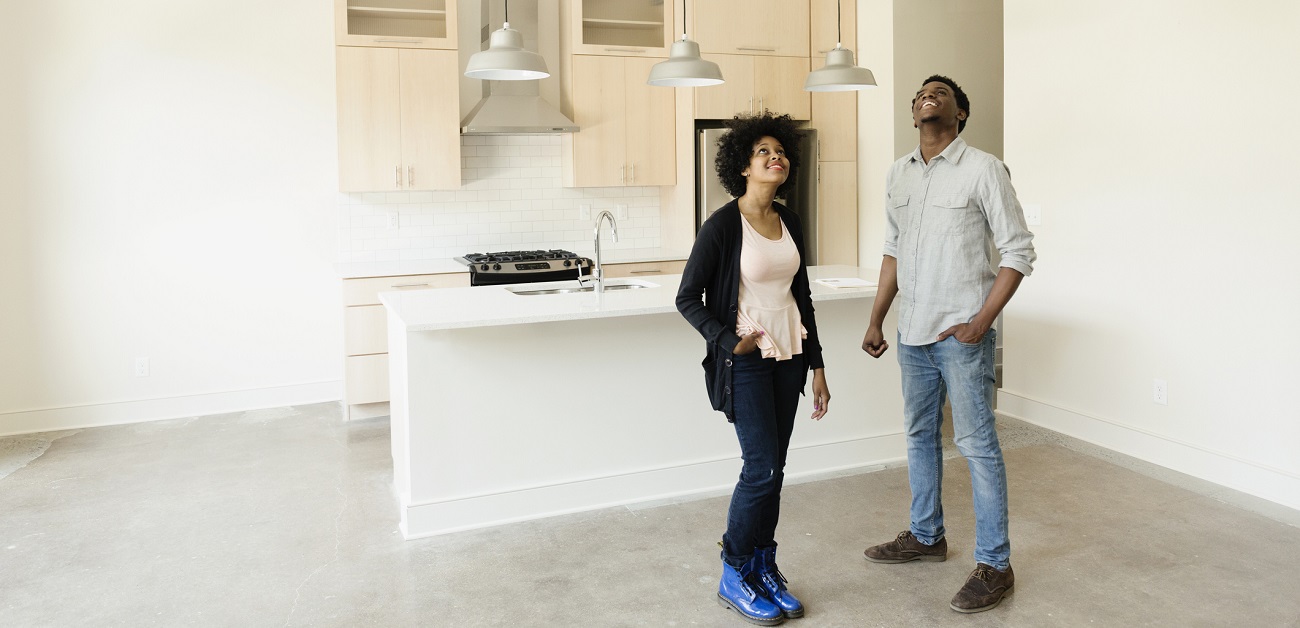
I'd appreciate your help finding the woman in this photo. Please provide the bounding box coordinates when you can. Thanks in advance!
[676,112,831,626]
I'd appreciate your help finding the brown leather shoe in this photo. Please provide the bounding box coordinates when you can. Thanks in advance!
[950,563,1014,613]
[863,531,947,564]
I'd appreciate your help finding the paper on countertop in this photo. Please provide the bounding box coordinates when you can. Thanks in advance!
[815,277,877,289]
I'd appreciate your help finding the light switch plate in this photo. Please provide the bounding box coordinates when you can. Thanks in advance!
[580,204,591,220]
[616,204,628,220]
[1023,203,1042,226]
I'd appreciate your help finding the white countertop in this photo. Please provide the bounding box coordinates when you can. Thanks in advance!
[336,247,692,280]
[381,265,879,332]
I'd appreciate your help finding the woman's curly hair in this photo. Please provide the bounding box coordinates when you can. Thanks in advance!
[713,112,803,199]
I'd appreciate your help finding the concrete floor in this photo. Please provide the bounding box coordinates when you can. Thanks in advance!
[2,403,1298,627]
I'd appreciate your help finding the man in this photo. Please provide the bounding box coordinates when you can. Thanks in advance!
[860,75,1036,613]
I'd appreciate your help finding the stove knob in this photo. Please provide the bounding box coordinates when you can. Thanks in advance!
[493,263,501,271]
[480,264,489,271]
[563,260,571,267]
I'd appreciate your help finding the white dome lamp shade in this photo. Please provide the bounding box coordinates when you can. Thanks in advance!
[464,0,549,81]
[647,0,723,87]
[804,0,877,92]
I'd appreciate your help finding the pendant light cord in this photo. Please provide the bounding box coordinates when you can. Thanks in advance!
[681,0,687,40]
[837,0,843,47]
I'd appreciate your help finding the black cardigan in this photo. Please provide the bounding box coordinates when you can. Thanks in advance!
[675,199,824,421]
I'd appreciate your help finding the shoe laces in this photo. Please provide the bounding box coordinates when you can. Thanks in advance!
[971,565,996,582]
[761,566,789,591]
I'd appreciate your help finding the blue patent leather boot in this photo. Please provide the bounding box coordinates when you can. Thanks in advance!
[751,547,804,618]
[718,559,785,626]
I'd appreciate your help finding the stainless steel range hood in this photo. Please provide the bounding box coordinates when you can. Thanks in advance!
[460,0,577,135]
[460,92,577,135]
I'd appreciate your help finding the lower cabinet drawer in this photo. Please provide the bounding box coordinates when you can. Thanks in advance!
[342,273,468,306]
[345,354,389,405]
[602,260,686,278]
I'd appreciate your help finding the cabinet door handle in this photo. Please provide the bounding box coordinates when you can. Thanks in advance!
[604,47,646,53]
[630,269,661,274]
[375,38,422,44]
[620,164,626,185]
[391,282,431,289]
[408,166,414,187]
[737,46,777,52]
[630,163,635,184]
[748,96,754,114]
[396,165,402,188]
[759,97,764,113]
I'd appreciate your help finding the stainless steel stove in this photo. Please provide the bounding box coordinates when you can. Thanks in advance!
[455,249,592,286]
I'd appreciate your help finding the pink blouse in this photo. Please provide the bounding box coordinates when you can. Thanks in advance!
[736,214,807,361]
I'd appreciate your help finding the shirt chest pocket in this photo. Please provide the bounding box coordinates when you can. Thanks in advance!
[924,194,982,235]
[887,194,910,220]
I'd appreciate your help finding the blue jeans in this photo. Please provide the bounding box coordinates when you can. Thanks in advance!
[721,350,806,568]
[898,330,1010,570]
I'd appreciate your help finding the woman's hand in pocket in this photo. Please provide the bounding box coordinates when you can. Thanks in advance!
[732,330,764,355]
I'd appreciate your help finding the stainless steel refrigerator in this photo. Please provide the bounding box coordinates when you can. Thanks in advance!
[696,126,819,264]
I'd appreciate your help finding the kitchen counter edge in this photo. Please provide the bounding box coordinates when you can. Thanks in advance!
[381,265,879,332]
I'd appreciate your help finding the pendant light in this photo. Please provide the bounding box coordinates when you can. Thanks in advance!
[465,0,549,81]
[647,0,723,87]
[804,0,876,91]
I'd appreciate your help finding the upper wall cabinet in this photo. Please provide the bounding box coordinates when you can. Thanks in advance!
[694,55,810,120]
[336,47,460,191]
[334,0,457,49]
[563,0,674,57]
[693,0,809,57]
[563,55,675,187]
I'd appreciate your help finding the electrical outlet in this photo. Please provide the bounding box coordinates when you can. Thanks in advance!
[1023,203,1042,226]
[615,204,628,220]
[579,204,591,220]
[135,357,150,378]
[1152,378,1167,405]
[387,211,400,229]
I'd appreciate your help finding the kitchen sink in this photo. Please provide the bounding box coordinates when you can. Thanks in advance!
[505,279,658,296]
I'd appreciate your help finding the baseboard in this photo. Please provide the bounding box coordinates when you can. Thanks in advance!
[997,390,1300,512]
[398,432,906,539]
[0,381,343,437]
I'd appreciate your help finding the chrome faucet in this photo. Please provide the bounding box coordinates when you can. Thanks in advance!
[586,210,618,292]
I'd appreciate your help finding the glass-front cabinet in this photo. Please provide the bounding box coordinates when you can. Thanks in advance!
[565,0,673,57]
[334,0,457,49]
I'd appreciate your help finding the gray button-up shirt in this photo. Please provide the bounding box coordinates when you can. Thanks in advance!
[883,137,1037,346]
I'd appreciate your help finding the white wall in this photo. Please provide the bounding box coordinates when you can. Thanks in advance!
[892,0,1003,161]
[0,1,343,434]
[855,0,895,263]
[1000,0,1300,509]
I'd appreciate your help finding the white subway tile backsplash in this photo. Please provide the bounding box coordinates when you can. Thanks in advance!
[338,135,662,262]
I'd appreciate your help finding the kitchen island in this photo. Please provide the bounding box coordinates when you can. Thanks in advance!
[380,265,905,539]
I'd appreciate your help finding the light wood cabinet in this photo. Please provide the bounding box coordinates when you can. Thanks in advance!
[601,259,686,278]
[817,161,858,266]
[693,0,809,57]
[342,272,469,418]
[562,0,673,57]
[563,55,676,187]
[335,47,460,192]
[694,55,810,120]
[334,0,457,50]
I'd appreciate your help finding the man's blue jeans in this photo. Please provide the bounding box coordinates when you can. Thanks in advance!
[721,350,805,569]
[897,329,1010,570]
